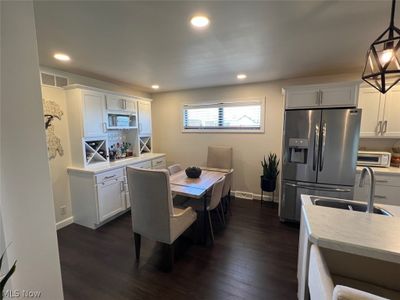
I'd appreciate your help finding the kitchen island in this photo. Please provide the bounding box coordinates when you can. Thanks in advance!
[298,195,400,300]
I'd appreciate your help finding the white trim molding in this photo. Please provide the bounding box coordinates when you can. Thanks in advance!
[56,216,74,230]
[232,190,278,202]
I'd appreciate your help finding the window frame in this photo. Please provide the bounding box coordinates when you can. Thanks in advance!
[182,98,265,133]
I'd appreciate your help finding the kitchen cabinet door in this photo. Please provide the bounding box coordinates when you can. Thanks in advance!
[358,87,383,137]
[382,87,400,137]
[285,88,319,109]
[97,178,126,222]
[83,91,106,137]
[105,95,124,111]
[138,100,152,136]
[320,85,357,107]
[125,98,137,114]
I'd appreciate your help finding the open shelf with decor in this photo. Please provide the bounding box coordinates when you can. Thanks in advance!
[139,136,151,154]
[83,138,109,166]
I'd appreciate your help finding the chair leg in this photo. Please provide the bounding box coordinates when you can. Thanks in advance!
[228,191,233,216]
[207,210,214,242]
[134,233,141,261]
[218,204,225,226]
[216,206,224,225]
[163,243,174,271]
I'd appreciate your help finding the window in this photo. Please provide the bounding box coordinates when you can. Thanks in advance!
[183,99,265,133]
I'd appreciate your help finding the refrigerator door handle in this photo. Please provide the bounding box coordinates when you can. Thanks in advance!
[313,124,319,171]
[284,182,351,193]
[319,122,327,172]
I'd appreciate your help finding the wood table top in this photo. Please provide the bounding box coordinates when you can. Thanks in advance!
[170,170,225,190]
[170,170,226,199]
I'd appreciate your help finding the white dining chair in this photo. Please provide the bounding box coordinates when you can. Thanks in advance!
[221,169,234,219]
[184,176,225,242]
[126,167,197,270]
[168,163,182,175]
[207,146,232,170]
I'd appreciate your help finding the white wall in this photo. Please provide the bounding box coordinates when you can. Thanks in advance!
[1,1,64,299]
[151,73,360,199]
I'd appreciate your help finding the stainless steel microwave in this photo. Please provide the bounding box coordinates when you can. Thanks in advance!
[357,151,391,168]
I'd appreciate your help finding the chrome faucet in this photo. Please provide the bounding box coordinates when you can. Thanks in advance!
[359,166,375,213]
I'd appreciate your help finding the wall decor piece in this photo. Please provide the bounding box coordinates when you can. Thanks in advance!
[43,99,64,159]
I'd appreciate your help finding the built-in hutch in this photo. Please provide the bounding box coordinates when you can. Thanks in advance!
[65,85,166,229]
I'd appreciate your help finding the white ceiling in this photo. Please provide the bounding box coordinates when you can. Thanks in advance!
[34,0,392,92]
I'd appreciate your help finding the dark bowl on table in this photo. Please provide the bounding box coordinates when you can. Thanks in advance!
[185,166,202,179]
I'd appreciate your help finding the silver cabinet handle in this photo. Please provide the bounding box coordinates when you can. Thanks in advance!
[382,120,388,134]
[120,181,124,192]
[376,121,383,135]
[376,179,388,183]
[102,122,107,133]
[313,124,320,171]
[316,91,320,105]
[104,175,116,180]
[319,122,327,172]
[374,195,386,199]
[319,90,323,105]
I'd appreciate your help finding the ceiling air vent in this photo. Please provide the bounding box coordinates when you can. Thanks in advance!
[40,72,68,88]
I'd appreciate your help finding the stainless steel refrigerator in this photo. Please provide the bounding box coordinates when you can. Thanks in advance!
[280,108,361,222]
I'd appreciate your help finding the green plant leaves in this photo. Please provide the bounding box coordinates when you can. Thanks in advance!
[261,153,280,179]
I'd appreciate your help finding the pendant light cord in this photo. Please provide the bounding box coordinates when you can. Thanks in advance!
[391,0,396,28]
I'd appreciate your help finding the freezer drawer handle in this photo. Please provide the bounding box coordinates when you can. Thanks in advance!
[319,122,327,172]
[284,182,351,193]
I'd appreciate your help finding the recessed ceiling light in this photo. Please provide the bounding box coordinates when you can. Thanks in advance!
[54,53,70,62]
[237,74,247,80]
[190,15,210,28]
[151,85,160,90]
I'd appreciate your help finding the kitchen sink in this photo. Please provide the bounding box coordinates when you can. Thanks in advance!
[311,197,392,216]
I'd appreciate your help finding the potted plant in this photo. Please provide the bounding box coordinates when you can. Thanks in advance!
[260,153,280,192]
[0,248,16,300]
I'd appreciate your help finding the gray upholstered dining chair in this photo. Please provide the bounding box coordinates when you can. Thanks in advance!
[168,163,182,175]
[126,167,197,269]
[183,176,225,242]
[207,146,232,170]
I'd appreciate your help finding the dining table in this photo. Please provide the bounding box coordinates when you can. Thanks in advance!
[170,168,232,244]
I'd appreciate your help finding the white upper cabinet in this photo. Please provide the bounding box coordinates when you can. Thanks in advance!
[105,94,136,114]
[358,86,400,138]
[358,87,383,137]
[382,88,400,137]
[319,85,358,107]
[285,87,320,109]
[138,100,152,136]
[285,82,358,109]
[82,90,106,137]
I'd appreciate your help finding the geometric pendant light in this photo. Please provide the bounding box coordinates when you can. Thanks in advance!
[362,0,400,93]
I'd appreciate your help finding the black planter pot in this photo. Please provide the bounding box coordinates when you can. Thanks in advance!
[260,176,276,192]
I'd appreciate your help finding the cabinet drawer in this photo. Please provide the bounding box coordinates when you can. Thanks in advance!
[130,160,152,169]
[374,185,400,206]
[96,168,124,184]
[355,173,400,187]
[152,157,166,169]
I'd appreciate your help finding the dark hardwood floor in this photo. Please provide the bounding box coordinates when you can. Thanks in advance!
[57,199,299,300]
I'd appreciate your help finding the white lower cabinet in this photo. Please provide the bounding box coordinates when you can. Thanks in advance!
[68,155,166,229]
[97,176,126,222]
[354,172,400,206]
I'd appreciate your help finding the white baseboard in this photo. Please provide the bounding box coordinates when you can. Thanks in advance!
[56,216,74,230]
[232,190,278,202]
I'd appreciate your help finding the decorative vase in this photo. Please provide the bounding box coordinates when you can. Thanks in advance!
[185,166,202,178]
[260,176,276,192]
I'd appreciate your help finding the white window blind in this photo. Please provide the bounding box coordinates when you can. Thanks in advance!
[183,100,264,132]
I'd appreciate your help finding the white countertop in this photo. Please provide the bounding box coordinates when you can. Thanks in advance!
[301,195,400,264]
[67,153,166,174]
[356,166,400,175]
